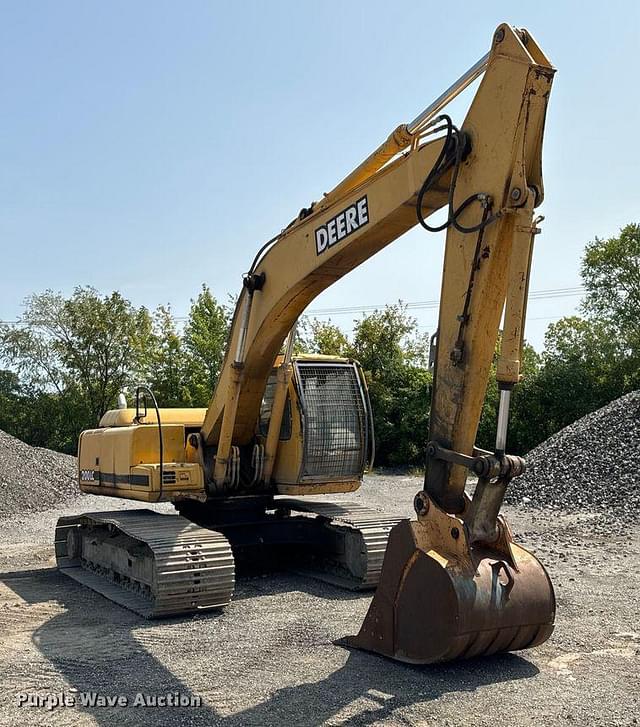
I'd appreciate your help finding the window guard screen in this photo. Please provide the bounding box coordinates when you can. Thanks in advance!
[294,361,369,481]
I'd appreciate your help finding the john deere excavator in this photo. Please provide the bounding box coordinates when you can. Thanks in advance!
[56,24,556,664]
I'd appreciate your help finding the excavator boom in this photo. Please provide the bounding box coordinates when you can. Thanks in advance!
[201,24,554,500]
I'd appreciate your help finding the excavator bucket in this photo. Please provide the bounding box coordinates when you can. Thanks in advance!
[344,502,555,664]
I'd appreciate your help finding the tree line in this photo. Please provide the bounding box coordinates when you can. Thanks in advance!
[0,285,228,452]
[1,223,638,463]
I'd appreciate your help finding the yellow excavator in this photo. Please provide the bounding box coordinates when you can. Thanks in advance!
[56,23,555,664]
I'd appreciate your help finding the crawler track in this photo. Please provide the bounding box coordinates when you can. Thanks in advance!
[55,510,235,618]
[55,500,405,618]
[278,498,408,589]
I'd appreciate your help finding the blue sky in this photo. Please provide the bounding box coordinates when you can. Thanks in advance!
[1,1,638,349]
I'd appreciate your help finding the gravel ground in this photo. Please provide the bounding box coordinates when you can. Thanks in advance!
[507,391,640,520]
[0,473,638,727]
[0,430,78,516]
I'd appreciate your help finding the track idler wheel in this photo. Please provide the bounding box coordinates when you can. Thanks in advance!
[343,498,555,664]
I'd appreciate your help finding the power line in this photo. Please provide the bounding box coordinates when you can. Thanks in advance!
[1,285,585,327]
[300,286,585,318]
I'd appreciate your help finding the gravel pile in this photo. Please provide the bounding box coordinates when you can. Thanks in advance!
[507,391,640,519]
[0,430,79,516]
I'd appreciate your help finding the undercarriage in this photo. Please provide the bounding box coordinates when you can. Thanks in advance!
[55,498,406,617]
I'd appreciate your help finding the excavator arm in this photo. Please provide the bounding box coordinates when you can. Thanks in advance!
[201,24,554,511]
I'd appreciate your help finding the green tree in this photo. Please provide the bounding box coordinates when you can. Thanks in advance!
[0,370,23,437]
[349,306,430,465]
[182,284,229,406]
[306,319,351,357]
[373,363,431,465]
[306,304,432,466]
[532,316,624,435]
[0,287,152,449]
[144,305,191,407]
[581,223,640,345]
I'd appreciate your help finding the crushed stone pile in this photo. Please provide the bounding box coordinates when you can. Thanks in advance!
[0,430,79,516]
[507,391,640,519]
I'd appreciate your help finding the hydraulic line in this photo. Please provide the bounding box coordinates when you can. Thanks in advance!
[415,115,499,235]
[134,385,164,503]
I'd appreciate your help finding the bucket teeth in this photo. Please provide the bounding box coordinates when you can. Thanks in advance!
[343,518,555,664]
